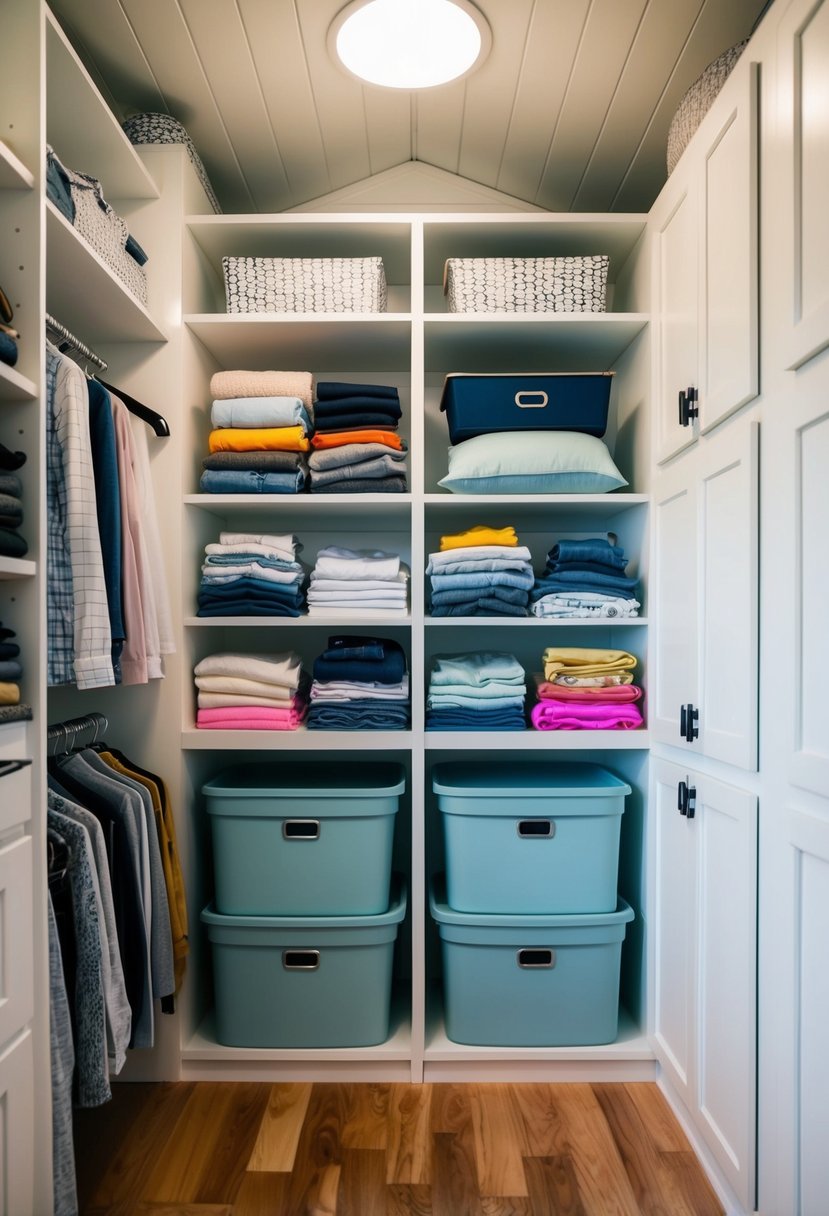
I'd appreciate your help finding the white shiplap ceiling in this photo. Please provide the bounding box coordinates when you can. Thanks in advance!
[51,0,770,214]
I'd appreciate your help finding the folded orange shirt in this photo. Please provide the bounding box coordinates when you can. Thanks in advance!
[311,429,404,451]
[208,426,310,453]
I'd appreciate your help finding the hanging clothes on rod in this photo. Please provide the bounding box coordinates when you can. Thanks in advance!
[45,711,188,1216]
[45,313,170,436]
[45,319,175,689]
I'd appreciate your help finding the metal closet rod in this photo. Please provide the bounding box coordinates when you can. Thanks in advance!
[45,312,108,372]
[46,710,108,756]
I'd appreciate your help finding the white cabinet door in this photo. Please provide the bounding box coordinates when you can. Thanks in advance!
[697,418,759,770]
[778,0,829,369]
[695,775,757,1211]
[699,63,759,433]
[651,761,758,1212]
[655,185,699,464]
[651,758,696,1108]
[652,466,698,748]
[0,836,34,1048]
[0,1029,35,1216]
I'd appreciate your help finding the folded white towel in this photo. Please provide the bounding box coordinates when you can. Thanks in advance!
[313,546,400,581]
[193,652,302,687]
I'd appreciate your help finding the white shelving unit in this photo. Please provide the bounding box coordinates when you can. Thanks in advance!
[0,364,38,403]
[0,140,35,191]
[175,207,653,1082]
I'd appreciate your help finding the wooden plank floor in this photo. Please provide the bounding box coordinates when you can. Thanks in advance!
[74,1082,723,1216]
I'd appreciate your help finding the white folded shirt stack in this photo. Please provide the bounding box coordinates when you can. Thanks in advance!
[306,546,409,616]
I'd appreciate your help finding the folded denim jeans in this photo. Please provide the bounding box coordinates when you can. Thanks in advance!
[547,538,628,569]
[429,568,534,592]
[199,468,305,494]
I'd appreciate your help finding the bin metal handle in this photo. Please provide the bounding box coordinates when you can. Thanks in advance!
[515,390,548,409]
[282,949,320,970]
[283,819,320,840]
[517,948,555,969]
[517,819,555,839]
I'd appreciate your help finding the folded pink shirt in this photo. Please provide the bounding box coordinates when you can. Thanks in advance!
[196,703,306,730]
[531,700,644,731]
[534,678,643,703]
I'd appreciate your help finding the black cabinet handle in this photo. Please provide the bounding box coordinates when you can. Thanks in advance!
[686,782,697,819]
[679,702,699,743]
[678,386,699,427]
[677,778,697,819]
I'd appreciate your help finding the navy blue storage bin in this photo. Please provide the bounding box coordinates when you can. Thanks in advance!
[439,372,613,443]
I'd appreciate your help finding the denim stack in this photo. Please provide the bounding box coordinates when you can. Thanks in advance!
[308,382,407,493]
[200,370,314,494]
[0,621,26,721]
[306,636,410,730]
[426,524,533,617]
[530,536,640,618]
[426,652,527,731]
[0,443,27,559]
[197,531,306,618]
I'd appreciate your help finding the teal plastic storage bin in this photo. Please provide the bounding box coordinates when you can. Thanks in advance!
[432,761,630,914]
[201,879,407,1048]
[430,880,634,1046]
[203,762,405,916]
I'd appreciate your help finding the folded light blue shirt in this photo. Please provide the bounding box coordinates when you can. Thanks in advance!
[211,396,311,430]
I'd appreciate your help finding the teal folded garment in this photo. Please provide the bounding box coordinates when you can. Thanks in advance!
[429,652,525,687]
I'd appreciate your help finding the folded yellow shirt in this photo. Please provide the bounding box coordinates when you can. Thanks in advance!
[542,647,637,682]
[208,425,310,454]
[0,682,20,705]
[440,524,519,552]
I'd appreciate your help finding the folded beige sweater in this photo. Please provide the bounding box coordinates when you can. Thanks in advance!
[210,370,315,412]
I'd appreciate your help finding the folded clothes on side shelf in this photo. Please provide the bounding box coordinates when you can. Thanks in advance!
[427,524,533,617]
[200,371,315,493]
[0,622,23,706]
[530,647,644,731]
[426,651,527,731]
[0,446,27,557]
[531,536,640,618]
[197,531,306,617]
[307,635,410,730]
[308,382,408,494]
[306,546,409,616]
[193,651,308,729]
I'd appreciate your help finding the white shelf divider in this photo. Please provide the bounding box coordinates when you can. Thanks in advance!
[0,557,36,580]
[0,141,35,191]
[0,364,38,403]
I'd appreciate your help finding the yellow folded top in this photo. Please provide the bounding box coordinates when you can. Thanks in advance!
[208,425,310,454]
[440,524,519,551]
[542,647,637,681]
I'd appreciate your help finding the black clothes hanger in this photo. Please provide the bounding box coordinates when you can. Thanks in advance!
[96,378,171,438]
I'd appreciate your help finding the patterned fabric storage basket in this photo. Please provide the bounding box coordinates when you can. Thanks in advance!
[122,112,223,214]
[444,255,609,313]
[222,256,387,314]
[667,40,748,174]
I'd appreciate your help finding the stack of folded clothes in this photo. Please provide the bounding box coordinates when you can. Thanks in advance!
[197,531,306,618]
[426,652,527,731]
[193,651,308,730]
[0,621,26,718]
[426,524,533,617]
[306,546,409,617]
[200,370,314,494]
[0,443,27,558]
[531,536,640,618]
[306,635,410,730]
[308,381,407,493]
[0,281,19,368]
[531,647,644,731]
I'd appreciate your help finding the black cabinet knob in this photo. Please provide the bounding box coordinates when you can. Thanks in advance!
[678,386,699,427]
[679,702,699,743]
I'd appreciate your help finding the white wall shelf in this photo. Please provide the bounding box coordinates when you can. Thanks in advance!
[45,10,158,202]
[185,314,411,371]
[0,365,38,403]
[425,617,647,627]
[424,1007,652,1064]
[185,615,412,627]
[0,142,34,191]
[425,731,650,750]
[424,314,649,372]
[0,557,36,580]
[181,728,414,750]
[46,203,165,343]
[424,492,648,511]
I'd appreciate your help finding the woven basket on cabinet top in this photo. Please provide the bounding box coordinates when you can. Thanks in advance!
[666,39,748,174]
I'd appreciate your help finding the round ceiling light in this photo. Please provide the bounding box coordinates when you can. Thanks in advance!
[330,0,490,90]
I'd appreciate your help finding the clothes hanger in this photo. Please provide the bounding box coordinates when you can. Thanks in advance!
[96,377,171,438]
